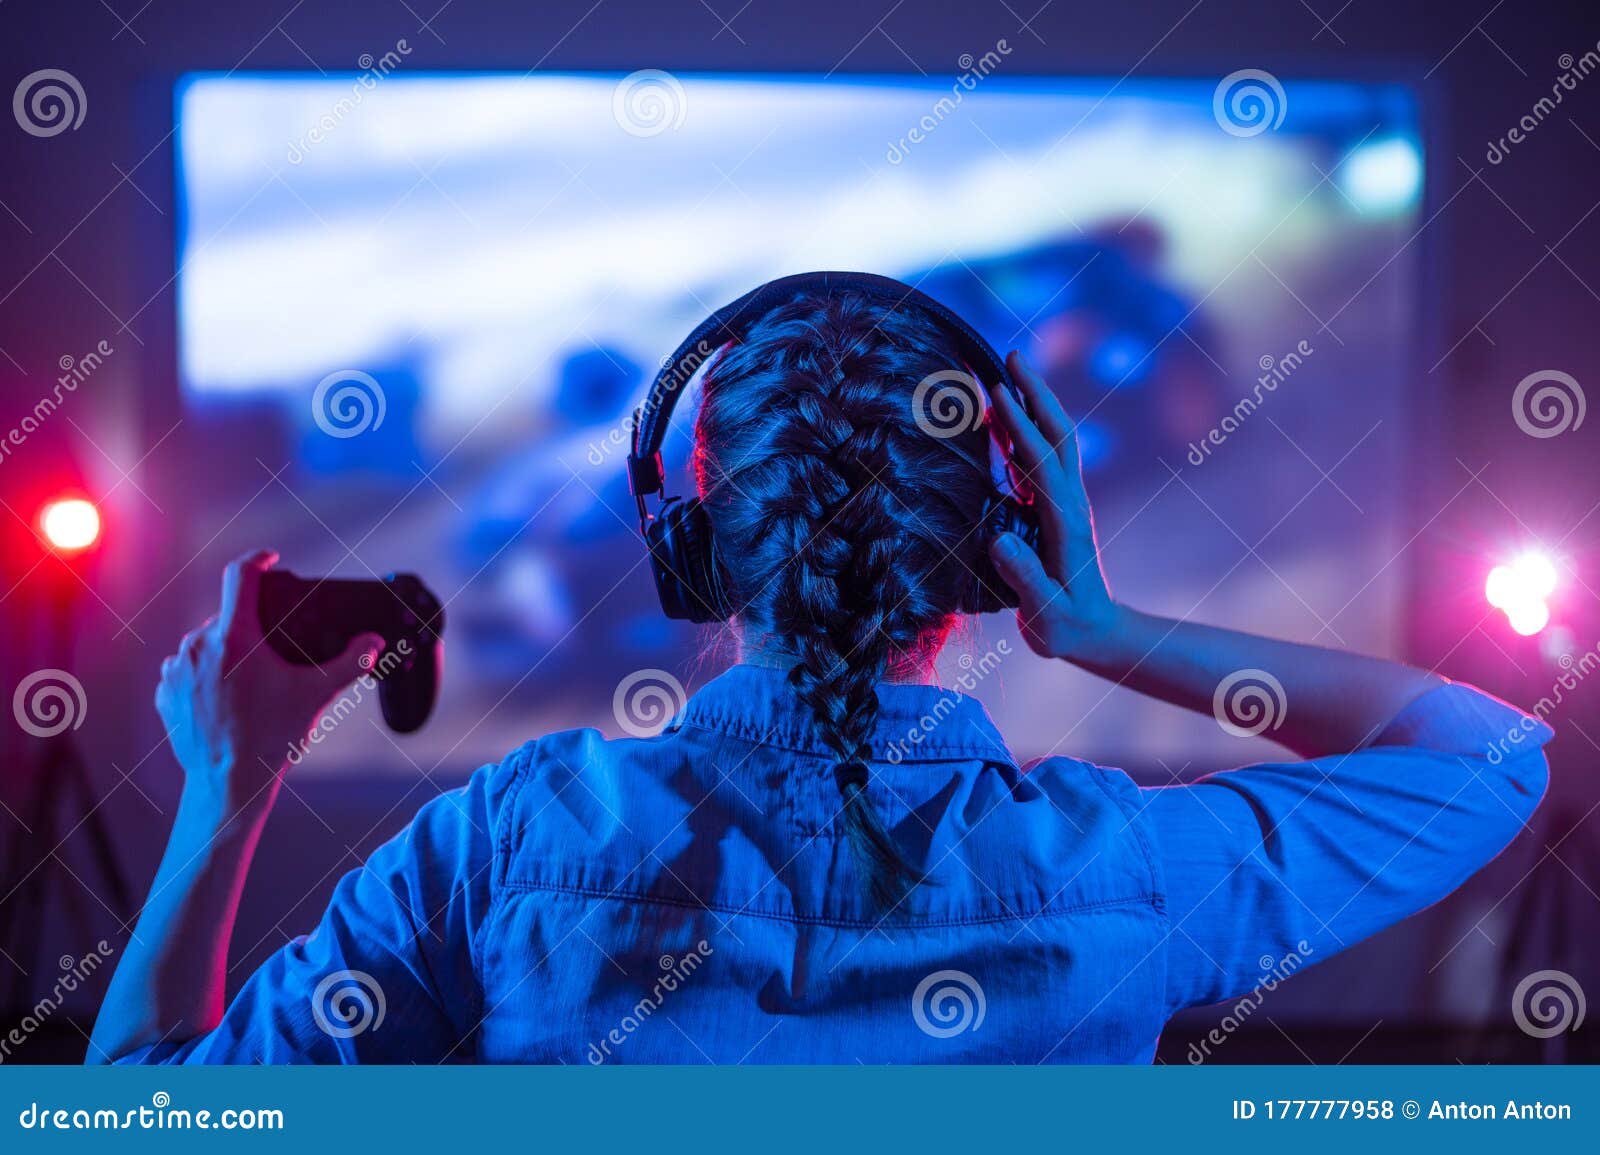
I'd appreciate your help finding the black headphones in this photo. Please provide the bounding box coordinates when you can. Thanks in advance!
[627,271,1041,624]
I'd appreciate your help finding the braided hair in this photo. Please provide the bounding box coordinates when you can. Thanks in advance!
[693,290,995,908]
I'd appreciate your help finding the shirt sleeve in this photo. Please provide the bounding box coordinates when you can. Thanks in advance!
[1145,681,1551,1014]
[112,755,523,1064]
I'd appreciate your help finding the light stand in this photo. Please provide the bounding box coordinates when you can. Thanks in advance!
[0,503,130,1020]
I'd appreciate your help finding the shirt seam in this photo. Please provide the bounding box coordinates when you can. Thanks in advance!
[1086,764,1175,1022]
[676,713,1012,762]
[1086,766,1165,909]
[494,876,1159,930]
[470,741,538,998]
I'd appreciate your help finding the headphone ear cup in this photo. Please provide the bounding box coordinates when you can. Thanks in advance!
[963,496,1042,614]
[645,496,731,623]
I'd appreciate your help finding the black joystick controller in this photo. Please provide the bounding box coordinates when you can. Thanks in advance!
[257,571,445,734]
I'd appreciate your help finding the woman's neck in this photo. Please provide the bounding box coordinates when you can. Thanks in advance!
[737,632,939,685]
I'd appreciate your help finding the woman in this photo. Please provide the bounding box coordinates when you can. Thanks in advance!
[91,289,1550,1063]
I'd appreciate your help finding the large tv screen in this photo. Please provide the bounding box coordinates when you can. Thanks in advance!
[175,71,1424,775]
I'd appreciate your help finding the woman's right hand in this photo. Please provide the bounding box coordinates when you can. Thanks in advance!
[155,550,381,818]
[986,351,1122,662]
[987,352,1446,756]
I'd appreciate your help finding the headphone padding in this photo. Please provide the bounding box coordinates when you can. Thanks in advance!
[963,494,1043,614]
[645,496,730,623]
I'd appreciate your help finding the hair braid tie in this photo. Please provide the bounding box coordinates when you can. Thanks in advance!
[832,760,870,795]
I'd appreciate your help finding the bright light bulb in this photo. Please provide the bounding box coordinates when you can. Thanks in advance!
[40,498,101,551]
[1488,550,1559,636]
[1513,552,1558,598]
[1485,565,1513,610]
[1507,599,1550,637]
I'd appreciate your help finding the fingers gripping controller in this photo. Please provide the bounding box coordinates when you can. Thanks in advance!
[257,572,445,733]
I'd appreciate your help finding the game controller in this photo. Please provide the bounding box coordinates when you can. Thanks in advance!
[257,570,445,734]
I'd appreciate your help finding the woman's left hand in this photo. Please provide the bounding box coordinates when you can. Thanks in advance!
[986,351,1121,661]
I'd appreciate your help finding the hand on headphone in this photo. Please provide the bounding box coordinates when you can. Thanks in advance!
[986,351,1120,661]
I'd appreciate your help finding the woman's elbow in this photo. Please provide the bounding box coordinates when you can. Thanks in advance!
[1497,748,1551,824]
[1459,747,1550,861]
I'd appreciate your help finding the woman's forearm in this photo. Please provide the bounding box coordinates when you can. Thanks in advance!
[87,785,272,1062]
[90,551,380,1063]
[984,357,1441,757]
[1064,605,1444,759]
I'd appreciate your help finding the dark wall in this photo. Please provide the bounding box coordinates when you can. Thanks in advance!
[1,0,1596,1061]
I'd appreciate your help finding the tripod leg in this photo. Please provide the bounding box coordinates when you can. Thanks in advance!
[0,767,53,1017]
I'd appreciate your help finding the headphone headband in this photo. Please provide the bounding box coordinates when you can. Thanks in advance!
[628,271,1038,622]
[626,271,1014,512]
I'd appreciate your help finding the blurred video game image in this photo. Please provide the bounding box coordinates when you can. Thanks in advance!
[175,72,1425,774]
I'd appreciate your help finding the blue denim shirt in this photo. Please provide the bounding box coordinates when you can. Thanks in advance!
[117,666,1549,1064]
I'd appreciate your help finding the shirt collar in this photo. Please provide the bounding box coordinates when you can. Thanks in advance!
[674,662,1016,765]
